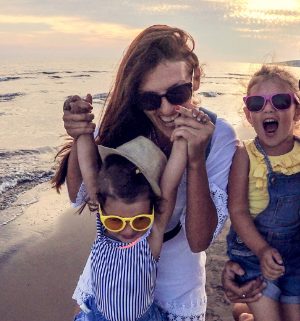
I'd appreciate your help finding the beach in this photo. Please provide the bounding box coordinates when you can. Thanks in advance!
[2,59,296,321]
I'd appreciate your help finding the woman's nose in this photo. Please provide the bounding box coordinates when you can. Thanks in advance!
[159,97,176,115]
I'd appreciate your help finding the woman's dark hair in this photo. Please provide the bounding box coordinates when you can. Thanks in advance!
[52,25,199,191]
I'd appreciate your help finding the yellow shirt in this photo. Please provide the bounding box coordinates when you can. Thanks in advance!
[245,139,300,216]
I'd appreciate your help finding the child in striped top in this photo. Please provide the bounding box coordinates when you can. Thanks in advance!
[73,131,187,321]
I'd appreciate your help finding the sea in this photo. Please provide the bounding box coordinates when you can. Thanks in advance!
[1,58,299,227]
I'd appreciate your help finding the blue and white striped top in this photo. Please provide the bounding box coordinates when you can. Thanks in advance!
[91,214,157,321]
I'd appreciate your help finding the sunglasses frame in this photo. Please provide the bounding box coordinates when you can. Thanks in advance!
[99,206,154,232]
[243,92,300,113]
[137,82,193,111]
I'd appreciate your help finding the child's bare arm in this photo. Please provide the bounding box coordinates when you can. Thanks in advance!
[69,99,99,206]
[76,135,100,205]
[228,145,284,279]
[157,138,187,231]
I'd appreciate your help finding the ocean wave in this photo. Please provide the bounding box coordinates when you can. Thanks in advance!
[0,147,54,158]
[0,92,25,102]
[71,74,91,78]
[199,91,224,97]
[39,71,59,75]
[227,73,249,77]
[93,93,108,100]
[0,170,54,212]
[0,76,21,82]
[0,170,53,195]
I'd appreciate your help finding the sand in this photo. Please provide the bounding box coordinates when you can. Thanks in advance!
[0,184,96,321]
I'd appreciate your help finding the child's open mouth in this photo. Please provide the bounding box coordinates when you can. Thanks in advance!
[263,119,278,134]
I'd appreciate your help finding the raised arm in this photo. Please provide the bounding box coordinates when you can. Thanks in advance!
[62,94,95,202]
[76,134,100,205]
[157,138,187,232]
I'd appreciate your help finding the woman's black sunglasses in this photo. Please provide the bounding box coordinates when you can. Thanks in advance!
[243,93,299,112]
[137,82,193,111]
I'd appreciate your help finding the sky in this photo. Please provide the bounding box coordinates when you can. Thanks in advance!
[1,0,300,63]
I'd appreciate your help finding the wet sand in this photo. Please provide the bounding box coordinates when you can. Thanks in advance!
[0,184,96,321]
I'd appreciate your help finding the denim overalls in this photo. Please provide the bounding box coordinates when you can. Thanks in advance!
[227,137,300,303]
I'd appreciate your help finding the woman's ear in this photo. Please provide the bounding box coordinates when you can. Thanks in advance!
[192,66,201,91]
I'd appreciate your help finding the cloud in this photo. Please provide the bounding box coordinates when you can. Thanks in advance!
[0,15,142,40]
[137,4,191,13]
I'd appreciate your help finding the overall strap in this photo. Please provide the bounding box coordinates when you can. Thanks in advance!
[254,137,273,174]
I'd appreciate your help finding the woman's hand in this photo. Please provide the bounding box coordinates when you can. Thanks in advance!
[63,94,96,139]
[222,261,266,303]
[173,103,214,168]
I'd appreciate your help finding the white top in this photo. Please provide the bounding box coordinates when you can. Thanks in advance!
[72,118,237,321]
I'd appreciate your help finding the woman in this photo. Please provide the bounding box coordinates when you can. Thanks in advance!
[54,25,244,320]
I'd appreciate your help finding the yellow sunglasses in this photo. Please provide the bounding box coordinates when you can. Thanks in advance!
[99,206,154,232]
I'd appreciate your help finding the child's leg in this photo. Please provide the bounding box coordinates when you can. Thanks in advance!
[281,303,300,321]
[248,296,281,321]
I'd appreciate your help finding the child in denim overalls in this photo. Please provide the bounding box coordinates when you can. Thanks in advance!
[227,65,300,321]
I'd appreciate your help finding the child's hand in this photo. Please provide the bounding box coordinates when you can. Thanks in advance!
[64,94,93,114]
[259,246,285,280]
[63,94,95,138]
[70,94,93,114]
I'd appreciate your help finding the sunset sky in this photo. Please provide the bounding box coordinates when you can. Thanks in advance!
[1,0,300,63]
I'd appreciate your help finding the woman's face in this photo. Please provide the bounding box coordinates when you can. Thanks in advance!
[139,60,196,139]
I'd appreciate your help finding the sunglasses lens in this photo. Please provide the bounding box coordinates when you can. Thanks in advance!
[245,96,265,112]
[166,83,192,105]
[132,216,152,231]
[137,93,161,111]
[272,94,291,110]
[104,217,124,231]
[137,83,192,111]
